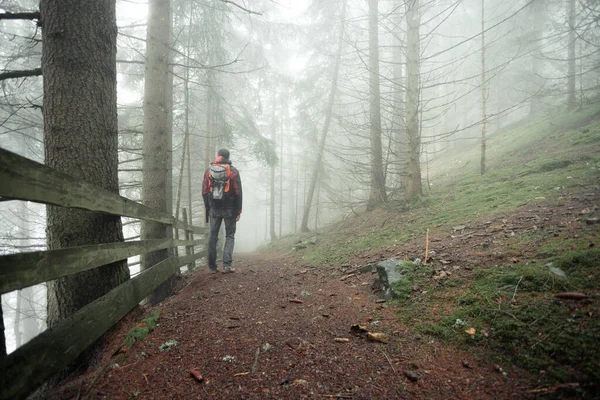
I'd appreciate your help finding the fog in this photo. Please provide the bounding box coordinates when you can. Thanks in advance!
[1,0,598,354]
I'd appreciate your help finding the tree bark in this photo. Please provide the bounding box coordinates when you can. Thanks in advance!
[529,0,544,117]
[567,0,577,110]
[300,0,347,232]
[392,0,406,190]
[404,0,422,199]
[367,0,387,211]
[141,0,173,304]
[480,0,487,175]
[0,304,5,356]
[42,0,129,330]
[269,90,278,242]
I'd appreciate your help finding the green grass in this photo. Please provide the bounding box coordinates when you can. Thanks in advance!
[419,248,600,386]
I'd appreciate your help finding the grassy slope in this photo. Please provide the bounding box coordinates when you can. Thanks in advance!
[262,101,600,393]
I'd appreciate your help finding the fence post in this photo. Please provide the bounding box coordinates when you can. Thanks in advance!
[182,208,195,271]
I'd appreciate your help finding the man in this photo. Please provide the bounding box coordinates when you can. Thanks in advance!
[202,148,243,273]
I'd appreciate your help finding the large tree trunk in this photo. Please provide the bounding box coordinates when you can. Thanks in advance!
[404,0,422,199]
[42,0,129,329]
[367,0,387,211]
[480,0,487,175]
[300,0,347,232]
[392,0,406,191]
[141,0,174,304]
[566,0,577,110]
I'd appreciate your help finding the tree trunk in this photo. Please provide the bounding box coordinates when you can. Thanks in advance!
[404,0,422,199]
[141,0,173,304]
[480,0,487,175]
[42,0,129,329]
[529,0,544,117]
[392,0,406,190]
[367,0,387,211]
[300,0,347,232]
[566,0,577,110]
[0,305,5,356]
[269,91,278,242]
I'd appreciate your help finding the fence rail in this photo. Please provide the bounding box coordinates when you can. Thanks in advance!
[0,147,206,234]
[0,147,207,400]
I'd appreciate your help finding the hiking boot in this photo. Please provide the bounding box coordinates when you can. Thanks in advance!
[222,267,235,273]
[210,268,218,274]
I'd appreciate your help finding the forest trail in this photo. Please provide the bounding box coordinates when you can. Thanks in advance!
[50,254,528,400]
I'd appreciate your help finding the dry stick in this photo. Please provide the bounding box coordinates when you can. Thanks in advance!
[424,228,430,263]
[251,348,260,374]
[379,348,396,373]
[511,276,523,302]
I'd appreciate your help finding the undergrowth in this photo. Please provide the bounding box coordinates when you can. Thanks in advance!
[415,248,600,390]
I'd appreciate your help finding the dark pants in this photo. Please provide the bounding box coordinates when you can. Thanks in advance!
[208,209,236,270]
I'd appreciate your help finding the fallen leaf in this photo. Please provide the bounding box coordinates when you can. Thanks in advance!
[334,338,350,343]
[190,369,204,382]
[465,328,476,337]
[367,332,389,343]
[350,324,369,335]
[289,298,304,304]
[234,372,250,377]
[292,379,308,386]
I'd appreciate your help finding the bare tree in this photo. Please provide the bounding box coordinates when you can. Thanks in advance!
[141,0,174,304]
[404,0,422,199]
[567,0,577,110]
[300,0,347,231]
[480,0,487,175]
[367,0,387,210]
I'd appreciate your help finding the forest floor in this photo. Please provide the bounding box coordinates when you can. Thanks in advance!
[48,186,599,400]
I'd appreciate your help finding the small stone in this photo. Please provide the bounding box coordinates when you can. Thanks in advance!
[404,370,420,382]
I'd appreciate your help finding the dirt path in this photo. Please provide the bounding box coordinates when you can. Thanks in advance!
[52,254,529,400]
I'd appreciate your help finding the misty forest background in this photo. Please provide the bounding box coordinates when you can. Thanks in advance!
[1,0,598,356]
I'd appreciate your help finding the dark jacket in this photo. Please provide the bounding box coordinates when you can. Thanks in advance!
[202,156,243,216]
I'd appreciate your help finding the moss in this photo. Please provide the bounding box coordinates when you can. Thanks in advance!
[118,310,162,353]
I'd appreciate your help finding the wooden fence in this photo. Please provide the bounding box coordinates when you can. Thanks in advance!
[0,147,207,400]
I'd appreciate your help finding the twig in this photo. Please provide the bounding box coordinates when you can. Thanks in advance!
[379,348,396,373]
[251,348,260,374]
[511,276,523,302]
[220,0,262,15]
[424,228,430,263]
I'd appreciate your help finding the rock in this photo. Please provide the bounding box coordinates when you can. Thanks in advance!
[375,258,408,299]
[546,262,567,278]
[310,236,319,244]
[404,370,420,382]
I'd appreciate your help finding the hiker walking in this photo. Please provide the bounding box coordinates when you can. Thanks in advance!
[202,149,243,273]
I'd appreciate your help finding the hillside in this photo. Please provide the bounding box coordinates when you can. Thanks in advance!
[261,100,600,397]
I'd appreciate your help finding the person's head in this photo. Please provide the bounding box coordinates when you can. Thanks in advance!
[217,148,230,160]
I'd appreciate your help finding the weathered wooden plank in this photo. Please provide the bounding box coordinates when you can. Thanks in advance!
[0,249,207,400]
[0,148,207,233]
[0,239,203,295]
